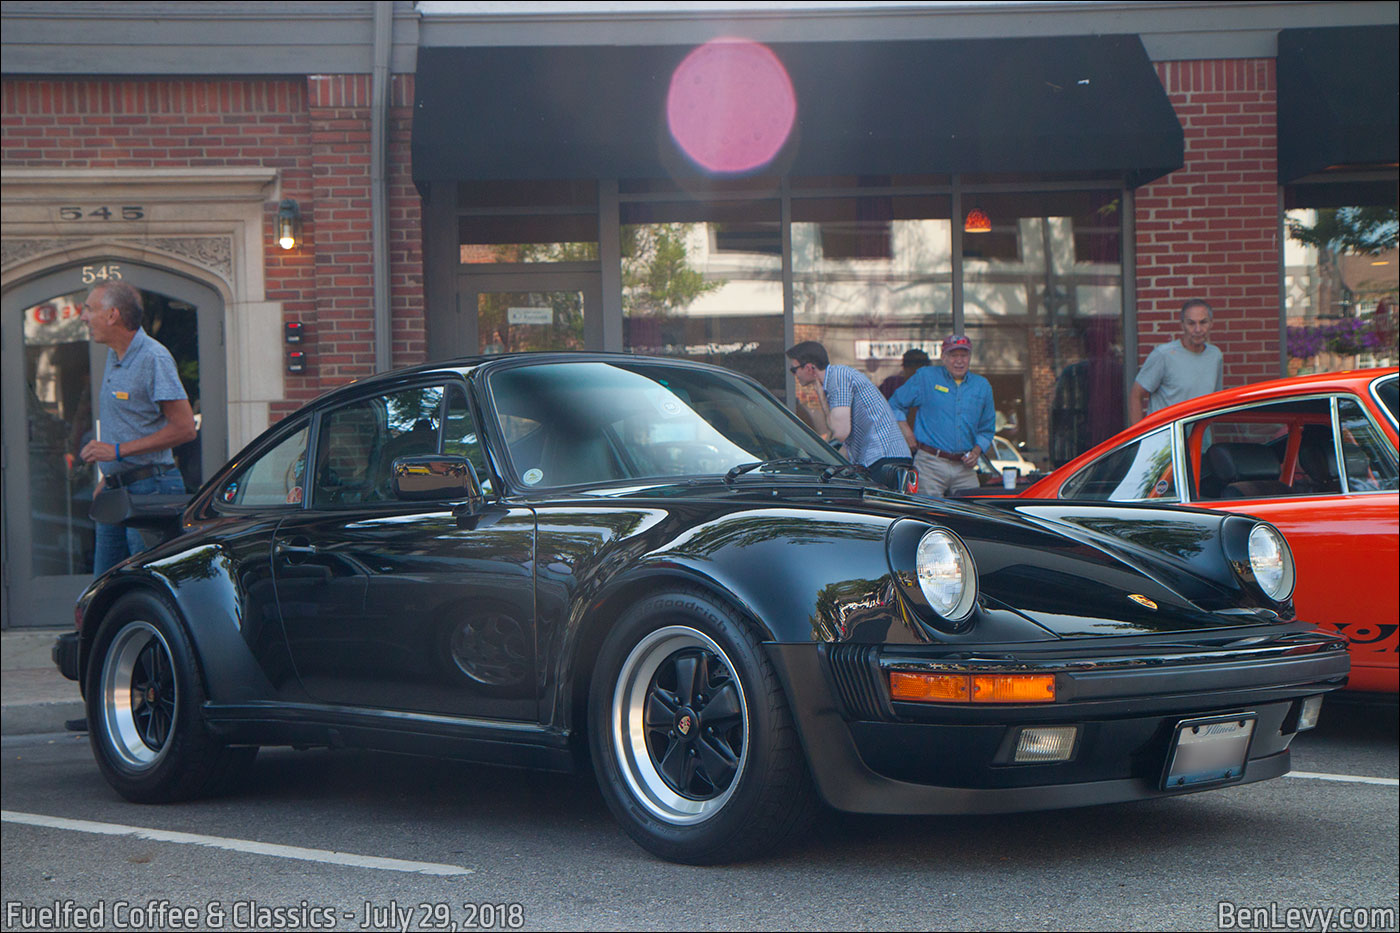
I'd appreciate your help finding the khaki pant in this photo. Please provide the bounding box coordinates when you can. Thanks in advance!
[913,448,979,497]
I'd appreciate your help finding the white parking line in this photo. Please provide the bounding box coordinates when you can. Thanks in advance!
[1,810,473,876]
[1285,771,1399,787]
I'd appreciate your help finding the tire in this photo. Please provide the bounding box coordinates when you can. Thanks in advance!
[86,590,255,803]
[588,589,817,864]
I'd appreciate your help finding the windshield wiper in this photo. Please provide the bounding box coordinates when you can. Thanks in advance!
[820,463,868,483]
[724,457,822,485]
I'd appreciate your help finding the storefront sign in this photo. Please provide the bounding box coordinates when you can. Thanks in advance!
[854,340,943,360]
[507,307,553,325]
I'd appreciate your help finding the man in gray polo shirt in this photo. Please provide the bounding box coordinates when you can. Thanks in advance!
[79,281,196,573]
[1130,298,1224,422]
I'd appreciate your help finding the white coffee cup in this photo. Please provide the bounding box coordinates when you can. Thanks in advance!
[1002,466,1018,490]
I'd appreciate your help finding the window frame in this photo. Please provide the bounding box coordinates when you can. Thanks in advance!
[1176,391,1399,504]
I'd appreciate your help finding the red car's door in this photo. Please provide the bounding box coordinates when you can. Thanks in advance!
[1200,493,1398,693]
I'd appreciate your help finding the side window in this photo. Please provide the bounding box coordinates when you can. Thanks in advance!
[1338,397,1399,493]
[1059,428,1175,501]
[312,385,444,507]
[1372,375,1398,429]
[218,425,309,507]
[442,384,492,494]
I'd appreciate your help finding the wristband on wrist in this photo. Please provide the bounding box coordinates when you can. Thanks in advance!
[115,442,122,462]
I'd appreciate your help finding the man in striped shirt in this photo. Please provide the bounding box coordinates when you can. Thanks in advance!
[787,341,913,490]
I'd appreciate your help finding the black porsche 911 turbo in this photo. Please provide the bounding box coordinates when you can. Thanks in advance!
[55,353,1348,863]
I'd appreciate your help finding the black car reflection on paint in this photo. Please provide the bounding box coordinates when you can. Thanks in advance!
[56,354,1349,864]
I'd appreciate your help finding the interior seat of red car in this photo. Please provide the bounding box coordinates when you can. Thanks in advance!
[1201,442,1292,499]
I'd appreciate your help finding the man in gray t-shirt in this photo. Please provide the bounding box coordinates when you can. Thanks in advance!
[1131,298,1224,422]
[79,281,197,573]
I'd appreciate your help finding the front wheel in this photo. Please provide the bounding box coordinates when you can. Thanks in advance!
[588,590,816,864]
[86,591,254,803]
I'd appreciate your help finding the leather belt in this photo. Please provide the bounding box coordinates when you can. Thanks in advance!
[916,443,969,462]
[103,464,168,489]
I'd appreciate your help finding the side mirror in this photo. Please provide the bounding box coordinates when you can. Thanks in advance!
[391,455,483,510]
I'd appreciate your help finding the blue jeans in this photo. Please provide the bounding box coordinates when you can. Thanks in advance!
[93,466,187,574]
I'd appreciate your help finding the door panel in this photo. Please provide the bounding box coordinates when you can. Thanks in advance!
[273,507,537,721]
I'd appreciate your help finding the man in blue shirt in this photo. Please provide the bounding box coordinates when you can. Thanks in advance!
[79,281,196,573]
[787,341,913,490]
[888,334,996,496]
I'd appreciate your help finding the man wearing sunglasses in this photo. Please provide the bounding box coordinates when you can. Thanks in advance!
[786,341,913,490]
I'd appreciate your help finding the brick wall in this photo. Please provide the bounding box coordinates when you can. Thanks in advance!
[1,75,424,426]
[1135,60,1282,387]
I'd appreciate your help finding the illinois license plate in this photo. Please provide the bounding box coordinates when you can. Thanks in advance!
[1161,713,1256,791]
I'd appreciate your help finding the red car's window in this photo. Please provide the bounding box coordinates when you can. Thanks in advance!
[1337,396,1400,493]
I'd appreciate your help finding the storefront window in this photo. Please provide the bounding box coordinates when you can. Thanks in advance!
[1284,205,1399,375]
[457,180,599,264]
[962,189,1124,469]
[620,199,784,395]
[791,194,952,428]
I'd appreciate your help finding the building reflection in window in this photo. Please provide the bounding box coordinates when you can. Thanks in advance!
[962,189,1124,468]
[791,192,953,435]
[1284,204,1399,376]
[620,198,784,395]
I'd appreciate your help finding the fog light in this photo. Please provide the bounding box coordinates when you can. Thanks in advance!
[1297,695,1323,732]
[1014,726,1079,763]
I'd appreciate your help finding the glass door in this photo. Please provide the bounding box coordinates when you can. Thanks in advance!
[460,272,603,355]
[3,262,224,629]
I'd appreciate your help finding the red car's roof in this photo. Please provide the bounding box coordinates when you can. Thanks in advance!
[1023,367,1398,496]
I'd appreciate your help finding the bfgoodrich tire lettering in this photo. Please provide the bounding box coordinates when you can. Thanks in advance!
[86,590,254,803]
[588,589,816,864]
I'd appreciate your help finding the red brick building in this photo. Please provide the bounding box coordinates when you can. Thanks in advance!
[3,1,1396,628]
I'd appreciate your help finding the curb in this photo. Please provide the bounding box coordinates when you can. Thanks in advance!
[3,700,86,736]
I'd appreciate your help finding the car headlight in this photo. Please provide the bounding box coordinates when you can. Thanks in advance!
[915,528,978,623]
[1247,523,1295,602]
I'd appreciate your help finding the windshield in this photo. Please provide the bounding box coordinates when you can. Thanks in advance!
[486,360,844,488]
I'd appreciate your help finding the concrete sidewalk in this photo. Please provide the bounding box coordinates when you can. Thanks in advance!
[2,628,84,735]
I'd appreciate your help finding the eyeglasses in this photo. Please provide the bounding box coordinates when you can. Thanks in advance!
[789,363,804,374]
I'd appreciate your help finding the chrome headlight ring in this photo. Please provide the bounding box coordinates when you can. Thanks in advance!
[887,520,979,631]
[1246,522,1295,603]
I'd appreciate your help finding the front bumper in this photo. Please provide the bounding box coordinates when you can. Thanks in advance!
[765,627,1349,815]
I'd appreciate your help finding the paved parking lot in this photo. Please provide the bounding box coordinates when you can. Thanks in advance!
[2,700,1395,932]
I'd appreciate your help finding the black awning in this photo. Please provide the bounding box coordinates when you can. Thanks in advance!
[413,34,1182,188]
[1277,26,1400,184]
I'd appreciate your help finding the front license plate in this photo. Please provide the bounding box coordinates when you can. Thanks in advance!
[1161,713,1256,791]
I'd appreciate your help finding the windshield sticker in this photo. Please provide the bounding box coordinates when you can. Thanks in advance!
[522,468,544,485]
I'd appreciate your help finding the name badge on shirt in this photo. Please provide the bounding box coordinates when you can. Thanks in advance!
[113,391,129,400]
[935,384,949,393]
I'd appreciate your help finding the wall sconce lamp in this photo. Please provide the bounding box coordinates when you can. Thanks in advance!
[276,198,302,250]
[964,207,991,234]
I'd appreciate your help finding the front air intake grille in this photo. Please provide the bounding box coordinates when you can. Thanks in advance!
[824,643,891,721]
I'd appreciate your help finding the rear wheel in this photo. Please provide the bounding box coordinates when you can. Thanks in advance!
[588,590,816,864]
[86,591,254,802]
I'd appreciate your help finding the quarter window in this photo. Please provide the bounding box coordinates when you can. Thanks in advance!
[218,425,309,507]
[1337,397,1399,493]
[1059,428,1175,501]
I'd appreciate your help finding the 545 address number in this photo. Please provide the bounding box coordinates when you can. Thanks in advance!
[58,205,145,221]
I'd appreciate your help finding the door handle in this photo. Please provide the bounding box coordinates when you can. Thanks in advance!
[276,537,319,562]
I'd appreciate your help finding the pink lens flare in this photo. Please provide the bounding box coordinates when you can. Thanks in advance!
[666,38,797,174]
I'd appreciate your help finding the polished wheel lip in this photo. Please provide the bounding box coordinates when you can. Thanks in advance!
[99,620,177,771]
[611,625,750,826]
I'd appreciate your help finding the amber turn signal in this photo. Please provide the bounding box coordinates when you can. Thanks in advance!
[889,671,971,702]
[889,671,1056,704]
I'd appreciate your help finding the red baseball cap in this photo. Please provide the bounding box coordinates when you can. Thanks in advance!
[942,334,972,353]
